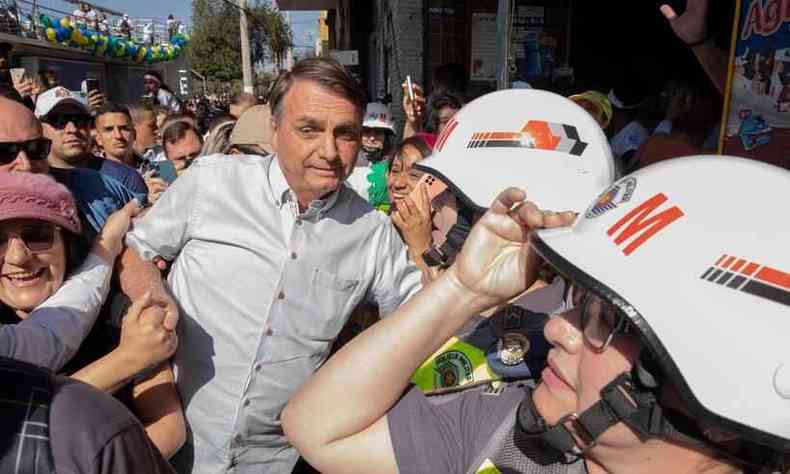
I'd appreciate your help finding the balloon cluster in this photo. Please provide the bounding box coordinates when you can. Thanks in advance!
[40,15,189,64]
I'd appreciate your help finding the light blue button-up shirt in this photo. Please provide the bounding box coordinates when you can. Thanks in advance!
[126,154,421,473]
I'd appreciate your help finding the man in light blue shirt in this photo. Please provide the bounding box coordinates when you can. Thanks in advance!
[121,57,421,473]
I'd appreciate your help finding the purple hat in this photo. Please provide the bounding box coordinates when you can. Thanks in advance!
[0,172,81,234]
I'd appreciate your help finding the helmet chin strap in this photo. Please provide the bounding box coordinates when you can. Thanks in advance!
[517,371,710,457]
[422,206,474,268]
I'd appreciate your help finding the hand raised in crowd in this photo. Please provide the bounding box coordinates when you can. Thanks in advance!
[119,292,179,371]
[392,183,433,255]
[87,89,106,113]
[447,188,576,308]
[143,171,169,205]
[660,0,709,45]
[92,198,142,263]
[14,77,35,99]
[401,79,426,126]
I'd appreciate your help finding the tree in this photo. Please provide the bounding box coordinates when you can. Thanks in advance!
[189,0,292,85]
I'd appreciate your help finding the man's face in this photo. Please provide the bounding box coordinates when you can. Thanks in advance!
[361,128,387,151]
[165,129,202,175]
[436,105,459,135]
[270,80,361,205]
[144,77,160,95]
[0,100,49,174]
[133,110,159,152]
[41,104,92,167]
[95,112,135,161]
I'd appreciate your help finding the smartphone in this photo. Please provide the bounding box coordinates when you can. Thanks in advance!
[9,68,25,86]
[408,173,448,206]
[406,75,415,103]
[85,78,100,94]
[154,160,178,184]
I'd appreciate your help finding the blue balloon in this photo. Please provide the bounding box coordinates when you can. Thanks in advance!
[55,26,70,43]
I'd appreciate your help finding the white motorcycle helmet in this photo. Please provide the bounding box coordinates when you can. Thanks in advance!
[529,155,790,467]
[413,88,616,267]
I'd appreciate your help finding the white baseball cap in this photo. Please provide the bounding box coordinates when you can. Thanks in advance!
[362,102,395,133]
[34,86,89,118]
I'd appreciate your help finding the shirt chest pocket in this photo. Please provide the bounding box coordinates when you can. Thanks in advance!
[297,269,362,340]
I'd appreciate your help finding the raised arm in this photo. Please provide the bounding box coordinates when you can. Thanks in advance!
[282,189,575,473]
[401,80,426,139]
[660,0,727,94]
[70,293,178,394]
[132,362,186,459]
[0,199,140,370]
[119,162,204,330]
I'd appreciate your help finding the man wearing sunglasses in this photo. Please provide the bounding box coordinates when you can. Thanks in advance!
[34,87,148,202]
[0,96,140,238]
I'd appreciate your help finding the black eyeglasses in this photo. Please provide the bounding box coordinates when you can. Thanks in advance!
[42,114,92,130]
[0,138,52,165]
[569,284,632,352]
[0,225,59,256]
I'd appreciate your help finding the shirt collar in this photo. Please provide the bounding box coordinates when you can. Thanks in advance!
[268,155,341,219]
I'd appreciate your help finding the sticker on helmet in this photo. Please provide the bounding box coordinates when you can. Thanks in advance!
[435,116,459,152]
[607,193,685,256]
[466,120,588,156]
[701,255,790,307]
[585,177,637,218]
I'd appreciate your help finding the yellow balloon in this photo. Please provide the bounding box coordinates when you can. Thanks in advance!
[46,28,56,42]
[59,18,71,29]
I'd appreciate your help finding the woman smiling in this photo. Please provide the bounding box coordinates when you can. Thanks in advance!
[0,172,185,459]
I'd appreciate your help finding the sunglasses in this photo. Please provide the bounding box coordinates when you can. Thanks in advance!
[0,138,52,165]
[0,225,59,255]
[568,284,632,353]
[43,114,92,130]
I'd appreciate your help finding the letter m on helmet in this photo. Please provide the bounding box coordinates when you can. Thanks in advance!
[607,193,685,256]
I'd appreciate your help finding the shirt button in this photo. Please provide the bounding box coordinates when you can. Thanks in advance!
[254,363,262,372]
[277,291,285,300]
[290,252,297,260]
[234,433,243,444]
[295,219,302,226]
[243,399,251,407]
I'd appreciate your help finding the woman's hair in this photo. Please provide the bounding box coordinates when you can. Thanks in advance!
[64,228,92,277]
[201,117,236,156]
[394,136,432,165]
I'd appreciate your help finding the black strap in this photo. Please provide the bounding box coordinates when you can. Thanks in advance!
[517,373,709,456]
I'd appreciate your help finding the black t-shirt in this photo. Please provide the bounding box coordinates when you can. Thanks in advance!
[49,376,175,473]
[387,383,587,474]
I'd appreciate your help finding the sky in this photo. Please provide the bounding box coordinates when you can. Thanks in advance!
[37,0,319,48]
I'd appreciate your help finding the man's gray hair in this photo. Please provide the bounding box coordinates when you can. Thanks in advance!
[268,57,365,123]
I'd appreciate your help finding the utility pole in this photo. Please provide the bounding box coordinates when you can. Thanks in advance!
[239,0,254,94]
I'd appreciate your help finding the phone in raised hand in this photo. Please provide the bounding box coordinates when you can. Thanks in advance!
[9,68,26,87]
[406,75,416,103]
[408,173,448,207]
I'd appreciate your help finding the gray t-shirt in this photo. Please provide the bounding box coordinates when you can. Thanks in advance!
[49,376,174,474]
[388,383,587,474]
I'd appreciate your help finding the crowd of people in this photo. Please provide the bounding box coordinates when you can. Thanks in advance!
[0,1,787,473]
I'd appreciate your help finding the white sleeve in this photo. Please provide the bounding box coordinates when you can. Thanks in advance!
[369,221,422,316]
[0,252,112,370]
[125,161,200,262]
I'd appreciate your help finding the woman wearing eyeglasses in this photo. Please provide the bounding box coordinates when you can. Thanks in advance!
[284,156,790,473]
[0,172,186,459]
